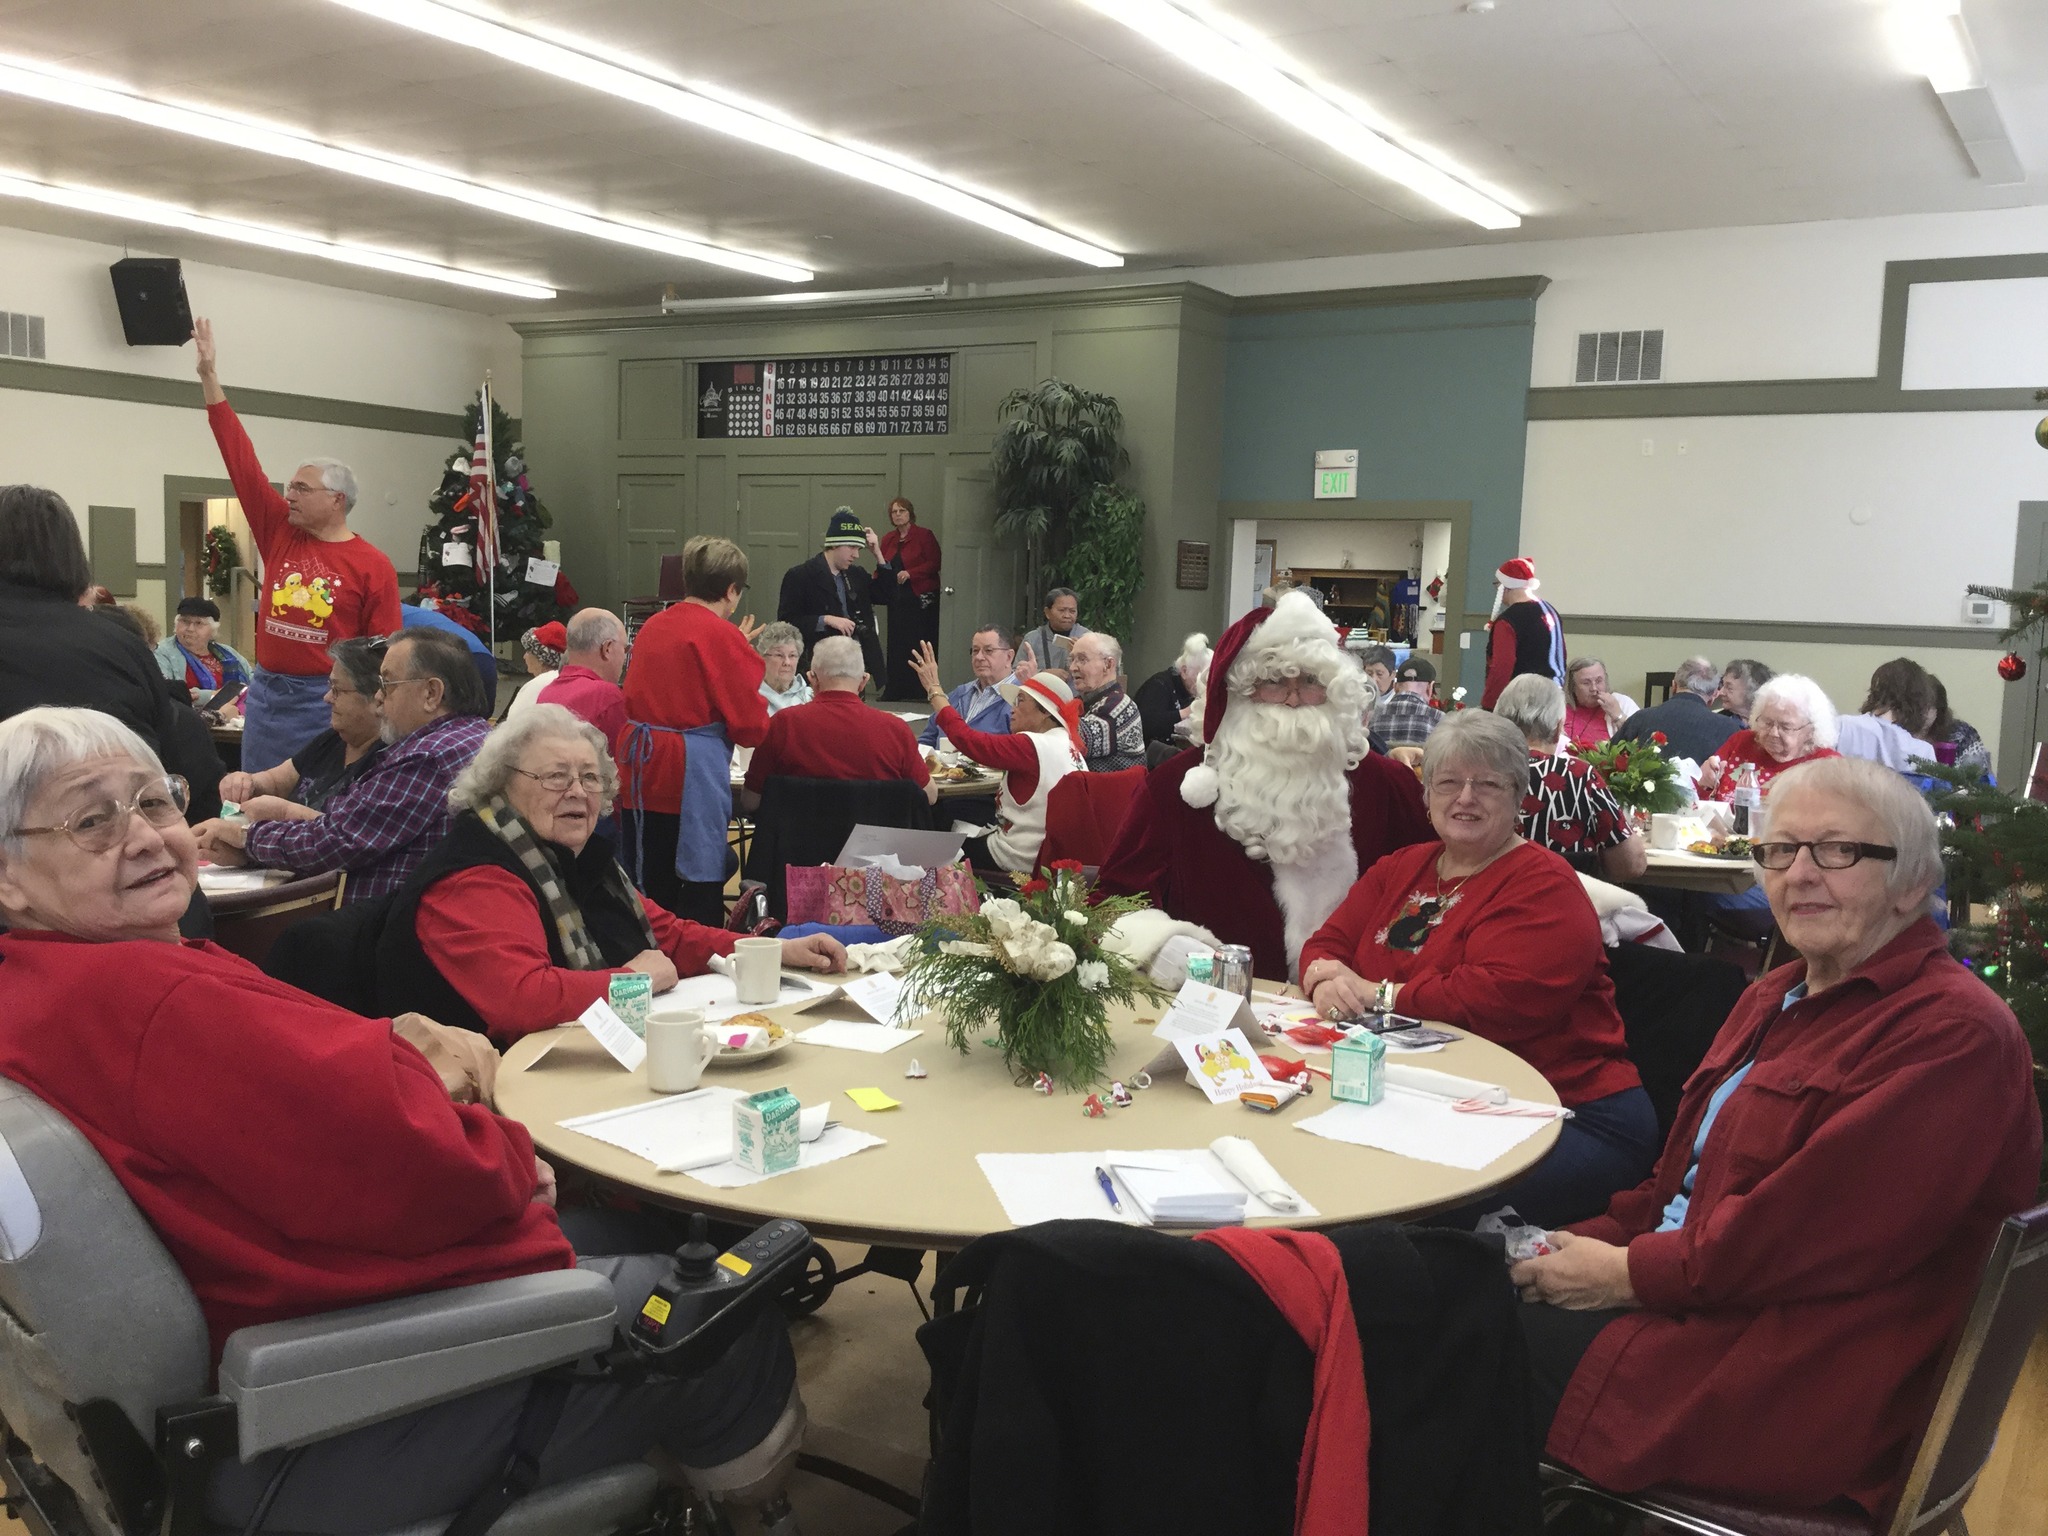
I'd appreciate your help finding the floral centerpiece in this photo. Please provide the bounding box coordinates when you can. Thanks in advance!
[900,860,1165,1090]
[1573,732,1686,815]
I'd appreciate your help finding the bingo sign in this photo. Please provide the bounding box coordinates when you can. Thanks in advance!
[697,353,951,438]
[1313,448,1358,500]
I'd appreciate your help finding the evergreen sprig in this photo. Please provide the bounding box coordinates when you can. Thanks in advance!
[900,861,1165,1090]
[1573,735,1687,814]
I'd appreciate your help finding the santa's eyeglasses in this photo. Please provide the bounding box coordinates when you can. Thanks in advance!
[1250,676,1328,705]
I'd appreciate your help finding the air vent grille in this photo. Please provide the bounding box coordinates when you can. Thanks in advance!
[1,312,45,360]
[1574,329,1662,384]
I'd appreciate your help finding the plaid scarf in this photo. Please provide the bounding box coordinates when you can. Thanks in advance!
[476,797,655,969]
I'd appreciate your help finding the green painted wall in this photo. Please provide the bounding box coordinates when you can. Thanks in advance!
[1218,295,1539,691]
[516,284,1228,677]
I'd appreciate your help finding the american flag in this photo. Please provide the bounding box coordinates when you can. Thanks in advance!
[456,380,498,571]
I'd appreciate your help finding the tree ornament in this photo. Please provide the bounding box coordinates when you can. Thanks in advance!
[1999,651,2028,682]
[2035,415,2048,450]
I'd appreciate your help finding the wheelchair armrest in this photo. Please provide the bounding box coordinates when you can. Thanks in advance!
[218,1269,618,1459]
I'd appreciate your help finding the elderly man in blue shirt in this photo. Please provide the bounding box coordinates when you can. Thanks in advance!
[920,623,1018,747]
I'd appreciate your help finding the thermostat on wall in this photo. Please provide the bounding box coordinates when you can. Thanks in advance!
[1963,594,1999,626]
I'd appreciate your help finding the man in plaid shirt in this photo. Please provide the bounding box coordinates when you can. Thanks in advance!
[194,631,489,903]
[1373,655,1443,749]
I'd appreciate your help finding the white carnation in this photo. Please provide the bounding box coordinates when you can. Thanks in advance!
[1077,960,1110,992]
[1063,909,1088,928]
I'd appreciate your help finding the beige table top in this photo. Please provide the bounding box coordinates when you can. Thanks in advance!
[499,987,1561,1251]
[1637,846,1757,894]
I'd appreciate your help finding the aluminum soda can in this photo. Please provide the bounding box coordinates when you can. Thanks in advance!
[1215,944,1255,1004]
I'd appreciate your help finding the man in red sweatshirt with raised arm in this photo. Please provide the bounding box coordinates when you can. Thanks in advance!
[193,318,402,772]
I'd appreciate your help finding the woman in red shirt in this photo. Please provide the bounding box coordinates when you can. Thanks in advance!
[1696,672,1841,802]
[1300,710,1657,1229]
[381,704,845,1044]
[1510,757,2038,1517]
[870,497,942,701]
[1561,657,1636,749]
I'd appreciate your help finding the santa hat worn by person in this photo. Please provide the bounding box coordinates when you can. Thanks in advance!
[522,621,567,669]
[998,670,1085,754]
[1490,556,1539,620]
[1182,590,1347,810]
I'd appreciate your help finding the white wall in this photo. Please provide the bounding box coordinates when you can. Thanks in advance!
[1257,518,1422,575]
[0,222,523,572]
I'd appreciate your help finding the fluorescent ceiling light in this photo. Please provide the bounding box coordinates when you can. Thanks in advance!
[0,54,810,283]
[1078,0,1521,231]
[0,170,554,298]
[661,280,951,314]
[1888,0,1981,94]
[321,0,1124,268]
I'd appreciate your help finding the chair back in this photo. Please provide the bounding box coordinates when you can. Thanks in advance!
[208,870,346,968]
[1886,1201,2048,1534]
[1034,768,1145,875]
[1603,944,1749,1142]
[260,889,395,1015]
[0,1079,210,1536]
[657,554,686,600]
[743,776,933,918]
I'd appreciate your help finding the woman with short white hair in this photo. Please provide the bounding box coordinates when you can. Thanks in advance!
[753,620,812,715]
[1696,672,1840,801]
[378,703,844,1044]
[1512,755,2038,1516]
[1301,709,1657,1229]
[1135,630,1211,747]
[0,705,807,1530]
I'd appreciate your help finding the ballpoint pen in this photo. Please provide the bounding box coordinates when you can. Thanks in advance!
[1093,1165,1124,1215]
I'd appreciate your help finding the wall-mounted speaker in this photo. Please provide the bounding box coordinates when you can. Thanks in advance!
[108,257,193,346]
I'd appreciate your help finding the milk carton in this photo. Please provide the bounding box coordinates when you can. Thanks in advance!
[1331,1032,1386,1106]
[607,972,653,1038]
[732,1086,801,1175]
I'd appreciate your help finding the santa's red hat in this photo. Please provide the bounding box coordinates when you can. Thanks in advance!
[1182,590,1344,809]
[1490,556,1539,618]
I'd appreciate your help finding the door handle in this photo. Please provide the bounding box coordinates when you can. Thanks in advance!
[941,586,955,596]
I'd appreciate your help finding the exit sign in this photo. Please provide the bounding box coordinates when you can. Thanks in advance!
[1314,448,1358,499]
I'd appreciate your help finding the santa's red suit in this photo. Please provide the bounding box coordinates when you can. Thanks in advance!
[1096,593,1432,981]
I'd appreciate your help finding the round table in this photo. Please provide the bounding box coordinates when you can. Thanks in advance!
[498,988,1561,1252]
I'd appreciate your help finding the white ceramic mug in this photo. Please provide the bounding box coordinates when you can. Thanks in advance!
[732,936,783,1005]
[645,1006,719,1094]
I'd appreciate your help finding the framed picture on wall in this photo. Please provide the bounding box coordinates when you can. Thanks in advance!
[1252,539,1277,609]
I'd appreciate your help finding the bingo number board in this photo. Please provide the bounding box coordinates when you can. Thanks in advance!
[697,354,951,438]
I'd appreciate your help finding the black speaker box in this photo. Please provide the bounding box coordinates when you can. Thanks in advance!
[109,257,194,346]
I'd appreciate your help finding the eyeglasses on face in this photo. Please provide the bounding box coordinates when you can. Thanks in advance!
[1429,775,1519,799]
[375,674,432,696]
[15,775,190,854]
[1251,676,1328,704]
[1752,840,1898,871]
[513,766,607,797]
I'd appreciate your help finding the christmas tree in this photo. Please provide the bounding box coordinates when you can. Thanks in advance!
[412,392,571,642]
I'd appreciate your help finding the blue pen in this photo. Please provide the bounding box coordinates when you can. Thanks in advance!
[1093,1165,1124,1215]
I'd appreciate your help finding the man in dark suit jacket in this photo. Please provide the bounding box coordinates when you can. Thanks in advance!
[777,506,884,681]
[1611,654,1741,764]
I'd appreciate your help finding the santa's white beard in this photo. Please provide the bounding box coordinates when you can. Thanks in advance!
[1208,699,1355,868]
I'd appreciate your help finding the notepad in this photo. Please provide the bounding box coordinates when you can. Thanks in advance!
[795,1020,922,1053]
[845,1087,901,1112]
[1107,1161,1247,1226]
[976,1148,1318,1228]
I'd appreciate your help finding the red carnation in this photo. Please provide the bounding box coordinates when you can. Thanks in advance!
[1614,752,1631,773]
[1651,731,1668,746]
[1050,859,1086,874]
[1019,877,1050,896]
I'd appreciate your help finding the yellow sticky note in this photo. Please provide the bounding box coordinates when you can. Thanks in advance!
[846,1087,901,1112]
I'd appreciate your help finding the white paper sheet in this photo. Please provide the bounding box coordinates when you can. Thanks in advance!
[441,541,471,566]
[1154,980,1256,1040]
[976,1148,1319,1228]
[651,969,840,1023]
[559,1092,833,1172]
[195,867,289,893]
[1294,1093,1558,1171]
[840,972,914,1026]
[794,1019,922,1053]
[683,1125,884,1187]
[577,997,646,1072]
[834,824,967,867]
[525,556,560,587]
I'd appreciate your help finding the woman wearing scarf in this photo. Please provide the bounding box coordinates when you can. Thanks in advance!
[154,596,252,700]
[378,704,845,1045]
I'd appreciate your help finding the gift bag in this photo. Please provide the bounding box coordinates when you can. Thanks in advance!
[785,860,980,935]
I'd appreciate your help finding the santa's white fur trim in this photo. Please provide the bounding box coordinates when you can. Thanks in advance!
[1271,837,1360,980]
[1105,909,1222,970]
[1181,761,1221,808]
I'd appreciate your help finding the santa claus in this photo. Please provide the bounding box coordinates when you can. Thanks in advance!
[1097,592,1432,981]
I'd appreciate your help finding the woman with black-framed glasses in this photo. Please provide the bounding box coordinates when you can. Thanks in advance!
[1509,754,2039,1516]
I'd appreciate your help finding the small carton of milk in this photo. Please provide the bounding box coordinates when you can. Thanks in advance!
[1331,1032,1386,1106]
[607,972,653,1038]
[732,1086,802,1175]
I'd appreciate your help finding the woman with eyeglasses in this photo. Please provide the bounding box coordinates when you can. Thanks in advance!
[377,704,844,1045]
[0,704,813,1530]
[1509,756,2037,1517]
[1300,710,1656,1229]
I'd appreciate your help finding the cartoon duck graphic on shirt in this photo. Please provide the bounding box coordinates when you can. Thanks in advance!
[265,566,345,647]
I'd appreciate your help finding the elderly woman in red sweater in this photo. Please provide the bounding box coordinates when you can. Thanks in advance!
[1512,756,2038,1518]
[380,703,844,1044]
[0,706,805,1531]
[1299,710,1657,1229]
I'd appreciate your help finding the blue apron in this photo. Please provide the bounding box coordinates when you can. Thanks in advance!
[241,667,330,773]
[620,721,734,888]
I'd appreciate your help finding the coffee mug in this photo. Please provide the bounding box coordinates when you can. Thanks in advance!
[646,1006,719,1094]
[732,936,784,1005]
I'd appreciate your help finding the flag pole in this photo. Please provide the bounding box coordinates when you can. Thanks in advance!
[482,372,496,656]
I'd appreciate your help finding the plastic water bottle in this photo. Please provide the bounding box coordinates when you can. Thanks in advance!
[1731,763,1760,837]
